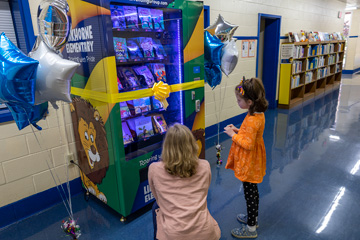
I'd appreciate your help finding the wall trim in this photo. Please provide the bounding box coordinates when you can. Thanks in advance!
[342,67,360,74]
[0,178,83,229]
[234,36,258,40]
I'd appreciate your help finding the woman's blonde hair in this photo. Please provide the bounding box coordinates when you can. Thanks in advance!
[162,123,199,178]
[235,77,268,115]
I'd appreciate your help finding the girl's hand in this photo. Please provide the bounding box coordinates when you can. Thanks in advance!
[225,124,239,133]
[224,126,235,137]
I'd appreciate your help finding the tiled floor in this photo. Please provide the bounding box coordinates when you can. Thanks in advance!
[1,75,360,239]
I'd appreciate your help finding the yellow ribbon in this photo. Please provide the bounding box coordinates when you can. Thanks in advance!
[71,80,204,104]
[152,81,170,110]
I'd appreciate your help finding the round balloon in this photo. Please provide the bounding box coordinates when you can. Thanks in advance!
[37,0,71,51]
[29,41,80,107]
[204,31,224,66]
[205,63,222,89]
[221,39,239,76]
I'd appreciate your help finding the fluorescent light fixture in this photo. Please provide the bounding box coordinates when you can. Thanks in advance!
[350,160,360,175]
[316,187,346,234]
[345,7,357,10]
[329,135,340,141]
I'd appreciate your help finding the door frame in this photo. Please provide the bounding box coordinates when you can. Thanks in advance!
[256,13,281,109]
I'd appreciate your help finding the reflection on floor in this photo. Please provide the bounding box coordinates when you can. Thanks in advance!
[1,76,360,240]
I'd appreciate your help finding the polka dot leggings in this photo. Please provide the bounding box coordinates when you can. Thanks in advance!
[243,182,259,227]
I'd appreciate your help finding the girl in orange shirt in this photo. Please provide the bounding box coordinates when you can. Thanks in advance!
[224,78,268,239]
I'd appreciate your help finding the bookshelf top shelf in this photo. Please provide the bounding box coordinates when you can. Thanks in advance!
[285,40,346,46]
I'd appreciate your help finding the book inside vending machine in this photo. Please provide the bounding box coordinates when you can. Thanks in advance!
[63,0,205,218]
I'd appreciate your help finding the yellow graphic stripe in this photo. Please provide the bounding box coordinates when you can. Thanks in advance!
[183,9,204,64]
[71,80,205,103]
[68,0,110,29]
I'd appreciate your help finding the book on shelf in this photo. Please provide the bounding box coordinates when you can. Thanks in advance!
[317,67,328,79]
[134,116,155,140]
[120,101,131,118]
[291,75,300,88]
[309,45,318,56]
[320,44,329,55]
[122,121,135,145]
[293,45,304,58]
[328,55,335,65]
[336,64,341,73]
[336,53,339,63]
[329,44,335,53]
[151,114,168,134]
[132,97,152,114]
[292,60,303,74]
[305,71,313,83]
[306,57,318,70]
[318,56,325,67]
[337,43,343,52]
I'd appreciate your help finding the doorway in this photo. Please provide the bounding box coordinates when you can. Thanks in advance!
[257,14,281,109]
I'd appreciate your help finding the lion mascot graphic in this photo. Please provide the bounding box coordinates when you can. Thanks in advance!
[192,128,205,159]
[70,97,109,203]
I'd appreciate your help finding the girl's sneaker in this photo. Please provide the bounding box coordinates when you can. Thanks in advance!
[237,214,259,228]
[231,225,257,239]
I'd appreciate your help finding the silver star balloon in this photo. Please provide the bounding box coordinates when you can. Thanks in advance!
[37,0,70,51]
[29,41,80,108]
[205,14,238,42]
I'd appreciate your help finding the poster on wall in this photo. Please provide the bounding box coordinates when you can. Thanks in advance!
[248,40,255,57]
[241,40,249,58]
[280,44,294,60]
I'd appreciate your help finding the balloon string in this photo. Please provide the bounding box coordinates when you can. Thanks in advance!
[60,102,73,218]
[29,125,73,219]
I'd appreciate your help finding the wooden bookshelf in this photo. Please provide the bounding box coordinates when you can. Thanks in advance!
[278,40,345,109]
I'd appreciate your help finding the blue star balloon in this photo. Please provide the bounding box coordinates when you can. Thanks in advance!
[0,32,47,130]
[204,31,224,66]
[205,62,222,89]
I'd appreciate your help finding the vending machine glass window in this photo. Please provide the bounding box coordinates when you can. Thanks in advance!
[110,3,183,160]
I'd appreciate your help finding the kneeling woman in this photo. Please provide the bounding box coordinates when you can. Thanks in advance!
[148,123,221,240]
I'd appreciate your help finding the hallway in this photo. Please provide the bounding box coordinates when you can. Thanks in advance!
[1,76,360,239]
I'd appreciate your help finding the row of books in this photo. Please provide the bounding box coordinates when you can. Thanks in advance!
[122,114,168,145]
[306,57,319,70]
[317,67,329,79]
[292,60,303,74]
[337,43,343,52]
[120,96,163,119]
[318,56,325,67]
[305,71,314,84]
[288,31,345,43]
[328,55,336,65]
[114,37,167,61]
[117,63,166,91]
[336,64,341,73]
[111,5,164,30]
[291,75,301,88]
[293,46,305,58]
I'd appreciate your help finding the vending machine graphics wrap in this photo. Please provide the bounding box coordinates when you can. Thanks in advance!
[63,0,204,217]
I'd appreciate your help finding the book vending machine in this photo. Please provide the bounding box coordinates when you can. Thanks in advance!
[62,0,205,218]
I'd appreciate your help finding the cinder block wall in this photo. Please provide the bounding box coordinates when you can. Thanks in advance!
[0,0,346,209]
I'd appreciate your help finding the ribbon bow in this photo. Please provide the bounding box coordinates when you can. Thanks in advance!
[152,81,170,110]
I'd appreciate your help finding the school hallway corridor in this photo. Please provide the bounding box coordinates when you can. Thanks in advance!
[1,75,360,239]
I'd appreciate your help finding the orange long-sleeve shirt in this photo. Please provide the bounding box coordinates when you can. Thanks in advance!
[225,112,266,183]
